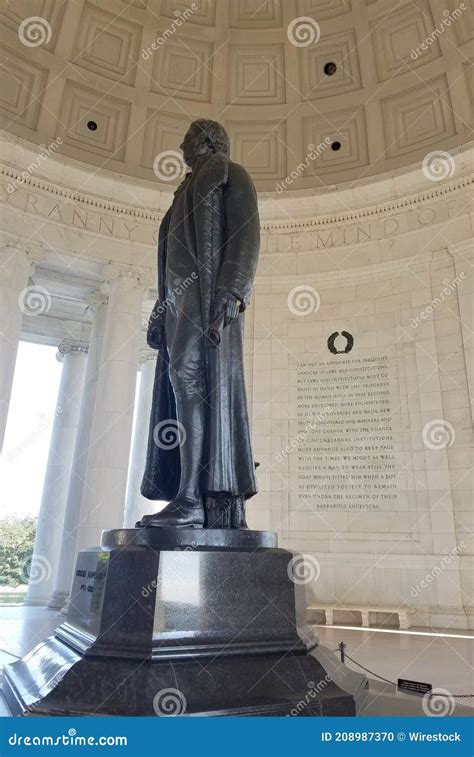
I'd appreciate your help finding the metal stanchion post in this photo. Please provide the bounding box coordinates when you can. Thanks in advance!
[338,641,346,664]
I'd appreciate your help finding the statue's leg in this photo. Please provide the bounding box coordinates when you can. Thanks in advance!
[143,317,206,528]
[172,385,206,507]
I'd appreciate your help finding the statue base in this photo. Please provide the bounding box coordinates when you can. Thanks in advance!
[3,529,367,716]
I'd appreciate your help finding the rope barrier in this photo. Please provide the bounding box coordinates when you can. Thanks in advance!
[339,645,473,698]
[344,652,394,687]
[0,647,21,660]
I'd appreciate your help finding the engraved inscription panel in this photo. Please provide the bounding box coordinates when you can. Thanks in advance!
[296,355,400,512]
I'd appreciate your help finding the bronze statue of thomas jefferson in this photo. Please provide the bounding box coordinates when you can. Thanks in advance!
[140,120,260,528]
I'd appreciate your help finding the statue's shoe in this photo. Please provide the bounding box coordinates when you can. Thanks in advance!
[137,499,205,528]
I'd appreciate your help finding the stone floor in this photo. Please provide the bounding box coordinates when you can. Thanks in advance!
[0,607,472,716]
[314,624,473,715]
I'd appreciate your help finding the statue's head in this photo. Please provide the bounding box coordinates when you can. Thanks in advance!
[180,120,230,167]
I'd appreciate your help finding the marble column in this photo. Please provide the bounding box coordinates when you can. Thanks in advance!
[23,340,88,606]
[0,239,45,453]
[47,293,108,610]
[73,264,153,556]
[123,349,159,528]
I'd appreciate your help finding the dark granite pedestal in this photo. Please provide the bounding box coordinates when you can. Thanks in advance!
[3,529,367,716]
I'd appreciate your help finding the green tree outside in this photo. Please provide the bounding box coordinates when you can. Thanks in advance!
[0,516,37,588]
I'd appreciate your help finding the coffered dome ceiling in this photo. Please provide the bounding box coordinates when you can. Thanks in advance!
[0,0,472,191]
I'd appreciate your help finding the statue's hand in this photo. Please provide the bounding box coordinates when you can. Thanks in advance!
[147,301,164,349]
[213,291,241,328]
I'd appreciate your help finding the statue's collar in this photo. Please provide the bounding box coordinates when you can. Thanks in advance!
[190,151,228,195]
[172,152,228,201]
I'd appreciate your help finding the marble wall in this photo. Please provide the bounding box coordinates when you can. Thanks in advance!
[245,152,473,630]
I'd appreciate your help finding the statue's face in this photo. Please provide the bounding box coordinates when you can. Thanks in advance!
[180,124,211,167]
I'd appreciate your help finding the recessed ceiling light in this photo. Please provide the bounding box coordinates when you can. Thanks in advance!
[324,62,337,76]
[87,120,98,131]
[331,141,341,151]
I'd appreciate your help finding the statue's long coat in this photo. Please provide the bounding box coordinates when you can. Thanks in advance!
[141,152,260,501]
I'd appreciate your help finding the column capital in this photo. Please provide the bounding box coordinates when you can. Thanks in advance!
[102,263,154,290]
[86,291,108,311]
[24,244,46,265]
[0,236,45,264]
[0,234,18,251]
[56,340,89,362]
[139,349,157,365]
